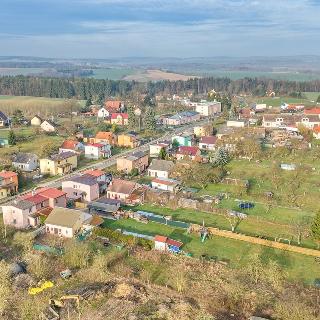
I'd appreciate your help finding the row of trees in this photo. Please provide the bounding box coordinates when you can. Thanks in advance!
[1,75,320,99]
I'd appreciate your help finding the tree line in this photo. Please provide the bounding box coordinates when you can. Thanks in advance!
[1,75,320,99]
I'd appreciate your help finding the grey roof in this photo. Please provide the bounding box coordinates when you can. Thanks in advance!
[148,159,174,172]
[49,151,76,161]
[0,111,8,121]
[67,174,98,186]
[43,119,58,127]
[123,151,147,161]
[12,152,38,164]
[6,199,35,210]
[45,207,83,228]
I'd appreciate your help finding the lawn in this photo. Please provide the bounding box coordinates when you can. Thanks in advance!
[103,218,320,283]
[0,95,85,117]
[303,92,320,101]
[254,96,315,107]
[89,68,141,80]
[134,203,317,249]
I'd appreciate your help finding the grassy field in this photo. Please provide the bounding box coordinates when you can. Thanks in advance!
[254,96,315,107]
[181,69,320,81]
[0,95,85,117]
[0,67,47,76]
[90,68,141,80]
[103,218,320,283]
[304,92,320,101]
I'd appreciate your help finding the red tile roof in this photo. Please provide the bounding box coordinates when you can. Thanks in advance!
[60,140,79,150]
[154,235,167,243]
[177,146,199,156]
[26,187,66,199]
[313,126,320,133]
[105,100,122,110]
[154,235,183,248]
[152,178,179,186]
[83,169,105,177]
[95,131,114,140]
[305,108,320,115]
[200,136,217,144]
[86,143,105,148]
[25,194,48,205]
[0,171,18,179]
[111,113,128,119]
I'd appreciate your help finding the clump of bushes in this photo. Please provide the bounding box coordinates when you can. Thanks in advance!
[93,227,153,250]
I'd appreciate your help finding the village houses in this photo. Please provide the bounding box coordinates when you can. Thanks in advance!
[2,187,67,229]
[40,120,58,132]
[175,146,201,161]
[30,115,42,126]
[12,153,39,172]
[151,177,181,192]
[0,111,10,127]
[84,143,111,160]
[117,151,149,174]
[110,113,128,126]
[194,100,221,116]
[62,174,100,202]
[94,131,117,145]
[117,133,139,148]
[107,179,145,203]
[194,124,212,137]
[149,142,170,157]
[147,159,174,179]
[40,151,78,176]
[198,136,217,151]
[59,139,85,154]
[0,171,18,199]
[163,111,200,126]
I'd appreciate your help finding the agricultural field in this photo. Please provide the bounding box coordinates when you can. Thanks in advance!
[123,69,198,82]
[0,95,85,117]
[303,92,320,101]
[252,96,315,107]
[178,69,320,81]
[0,67,47,76]
[90,67,141,80]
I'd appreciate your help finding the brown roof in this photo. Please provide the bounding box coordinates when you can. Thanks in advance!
[107,179,138,195]
[95,131,114,140]
[45,207,84,228]
[200,136,217,144]
[61,140,79,150]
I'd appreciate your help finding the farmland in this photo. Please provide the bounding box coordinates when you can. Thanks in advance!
[0,95,85,117]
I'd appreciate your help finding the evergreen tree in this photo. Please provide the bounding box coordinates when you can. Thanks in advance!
[8,130,16,145]
[127,105,137,131]
[172,139,180,149]
[311,211,320,248]
[159,147,167,160]
[85,95,92,107]
[144,106,156,131]
[317,95,320,103]
[211,147,230,168]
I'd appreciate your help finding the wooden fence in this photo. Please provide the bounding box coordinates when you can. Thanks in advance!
[191,224,320,258]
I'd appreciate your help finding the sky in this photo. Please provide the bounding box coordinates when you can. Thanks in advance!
[1,0,320,59]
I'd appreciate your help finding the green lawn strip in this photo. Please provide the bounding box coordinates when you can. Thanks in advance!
[102,218,320,283]
[134,204,318,249]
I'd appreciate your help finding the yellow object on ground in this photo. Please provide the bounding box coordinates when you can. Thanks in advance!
[28,281,54,295]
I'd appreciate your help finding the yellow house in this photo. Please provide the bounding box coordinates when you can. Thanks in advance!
[117,134,139,148]
[40,152,78,176]
[193,124,212,137]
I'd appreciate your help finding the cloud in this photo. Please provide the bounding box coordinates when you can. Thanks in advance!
[1,0,320,57]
